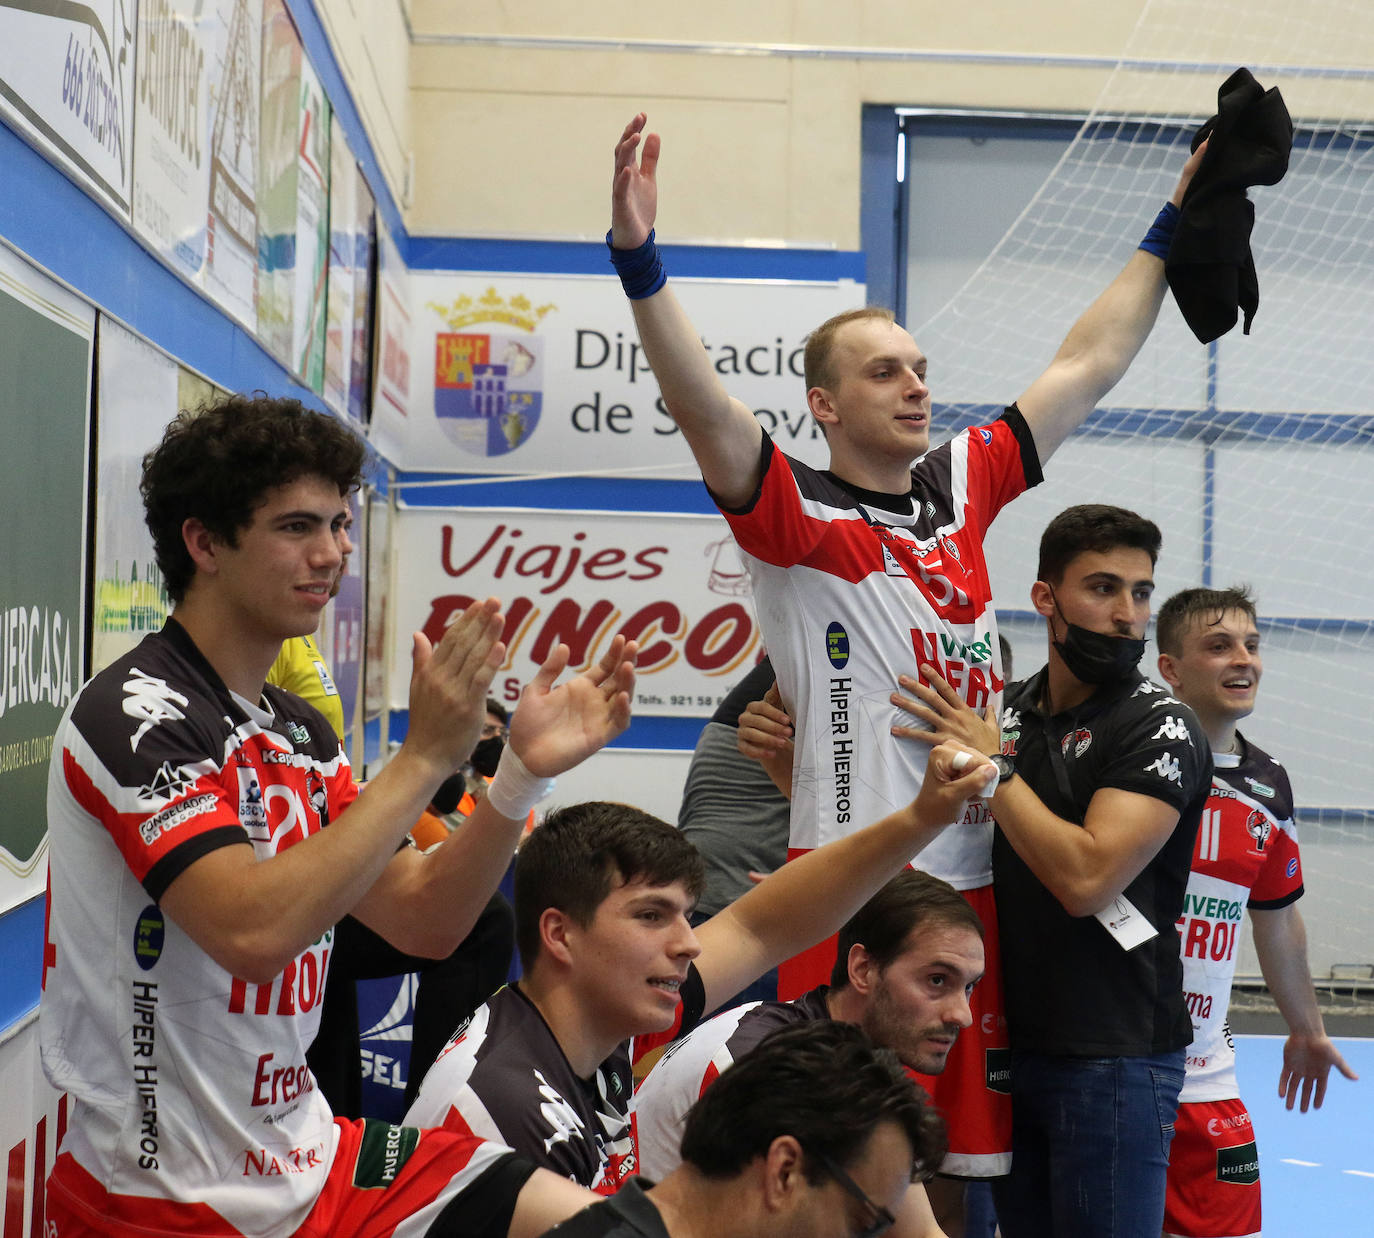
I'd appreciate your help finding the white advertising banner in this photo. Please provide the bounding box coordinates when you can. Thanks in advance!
[93,316,179,673]
[405,271,864,478]
[369,218,411,458]
[0,1016,67,1237]
[131,0,212,281]
[392,507,761,717]
[291,53,329,388]
[202,0,261,327]
[0,0,135,215]
[322,113,355,415]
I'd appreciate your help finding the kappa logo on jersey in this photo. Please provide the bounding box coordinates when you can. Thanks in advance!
[1002,707,1021,732]
[1245,808,1272,852]
[825,622,850,669]
[1132,680,1161,697]
[123,669,190,752]
[1145,751,1183,784]
[533,1068,587,1152]
[1244,776,1276,799]
[138,760,200,805]
[1151,715,1193,744]
[1061,728,1092,758]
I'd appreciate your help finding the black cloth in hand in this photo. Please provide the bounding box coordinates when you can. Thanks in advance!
[1166,67,1293,343]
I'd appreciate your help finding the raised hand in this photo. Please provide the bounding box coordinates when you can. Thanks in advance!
[915,742,1001,828]
[612,112,660,250]
[406,598,505,776]
[890,666,1000,755]
[737,684,793,761]
[508,636,638,778]
[1171,136,1209,208]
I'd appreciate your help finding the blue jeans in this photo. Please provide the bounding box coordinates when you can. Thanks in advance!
[991,1049,1185,1238]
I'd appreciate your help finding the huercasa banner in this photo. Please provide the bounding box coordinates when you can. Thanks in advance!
[400,271,864,477]
[391,508,762,717]
[0,244,93,911]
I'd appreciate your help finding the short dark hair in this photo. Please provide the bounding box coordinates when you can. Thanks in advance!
[141,393,365,602]
[513,802,705,971]
[1156,585,1258,657]
[485,698,509,725]
[1036,504,1162,585]
[830,870,983,988]
[679,1021,946,1183]
[803,307,895,392]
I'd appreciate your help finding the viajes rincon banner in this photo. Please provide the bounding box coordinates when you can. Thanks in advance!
[392,507,761,718]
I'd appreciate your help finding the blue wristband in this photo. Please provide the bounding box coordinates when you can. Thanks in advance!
[1139,202,1180,259]
[606,228,667,300]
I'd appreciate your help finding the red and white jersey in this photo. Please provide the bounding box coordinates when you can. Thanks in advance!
[42,620,359,1237]
[634,987,830,1180]
[718,411,1039,886]
[1176,736,1302,1103]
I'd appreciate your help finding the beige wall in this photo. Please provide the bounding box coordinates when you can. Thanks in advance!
[314,1,1374,247]
[314,0,413,209]
[404,1,1148,246]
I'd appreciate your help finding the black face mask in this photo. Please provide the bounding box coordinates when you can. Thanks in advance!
[1049,592,1146,685]
[471,735,504,778]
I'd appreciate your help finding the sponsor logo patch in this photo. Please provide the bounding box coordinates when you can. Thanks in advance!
[238,768,268,837]
[352,1120,421,1188]
[1215,1140,1260,1186]
[985,1047,1011,1095]
[139,792,218,845]
[134,905,165,971]
[138,760,199,806]
[1244,776,1276,799]
[1060,727,1092,758]
[825,622,850,669]
[1245,808,1272,852]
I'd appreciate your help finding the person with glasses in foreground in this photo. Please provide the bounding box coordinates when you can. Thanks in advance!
[541,1020,941,1238]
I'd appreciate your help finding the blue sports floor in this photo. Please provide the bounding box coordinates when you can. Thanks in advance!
[1233,1034,1371,1234]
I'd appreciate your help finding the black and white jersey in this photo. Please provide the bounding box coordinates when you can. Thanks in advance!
[404,971,708,1194]
[42,620,357,1235]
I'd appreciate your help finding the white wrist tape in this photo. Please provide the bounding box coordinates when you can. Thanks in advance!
[951,749,999,799]
[486,747,556,820]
